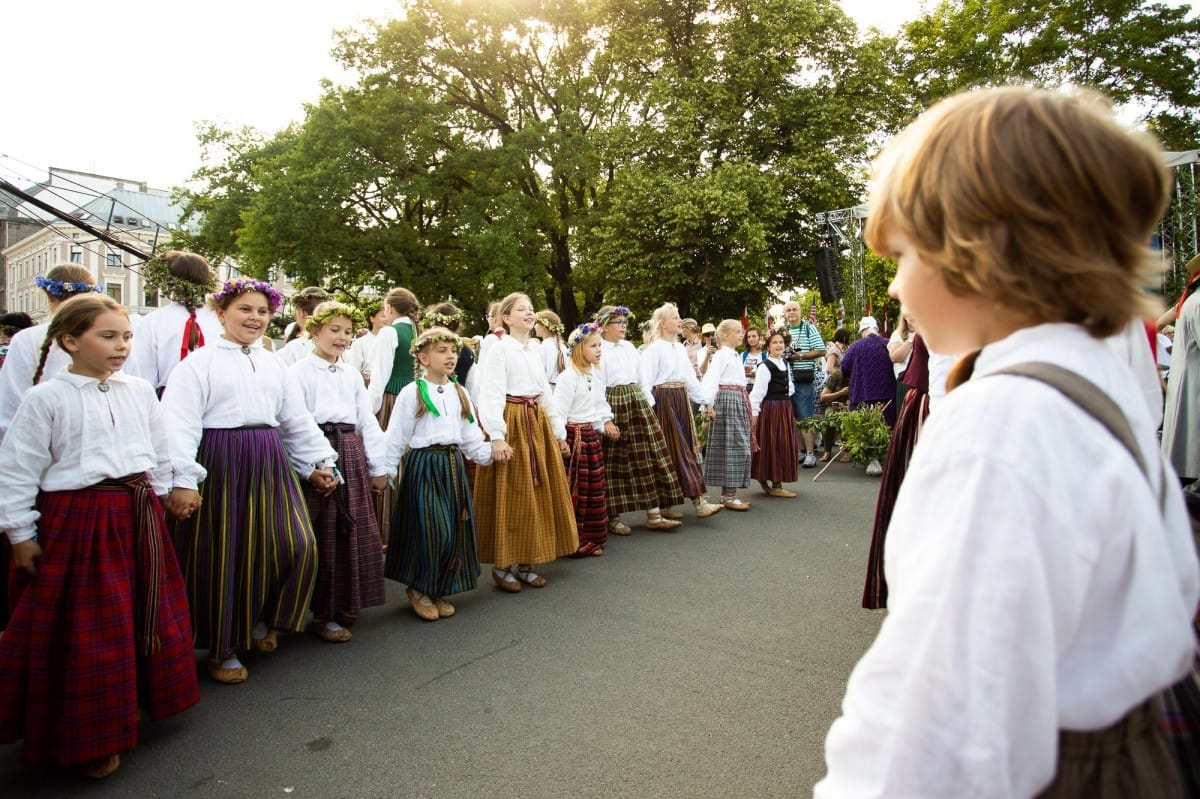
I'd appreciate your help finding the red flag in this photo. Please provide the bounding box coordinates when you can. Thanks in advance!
[741,302,749,330]
[809,302,818,325]
[865,296,873,318]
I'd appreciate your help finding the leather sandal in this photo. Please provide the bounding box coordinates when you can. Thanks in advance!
[208,659,248,685]
[661,508,684,520]
[515,565,547,588]
[767,485,797,498]
[433,597,456,617]
[251,629,278,653]
[406,588,440,621]
[721,496,751,511]
[309,620,353,642]
[334,613,358,627]
[693,498,723,518]
[571,541,606,558]
[607,518,632,535]
[78,754,120,779]
[646,513,682,531]
[492,567,522,593]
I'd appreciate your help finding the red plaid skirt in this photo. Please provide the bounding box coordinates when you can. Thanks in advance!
[565,422,607,548]
[0,479,198,766]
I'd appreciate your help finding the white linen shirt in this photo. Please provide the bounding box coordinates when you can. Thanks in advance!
[290,354,388,476]
[554,367,614,430]
[639,339,711,406]
[474,335,566,441]
[700,346,746,396]
[597,338,644,399]
[0,321,69,442]
[748,356,792,416]
[816,323,1200,799]
[537,337,569,384]
[161,337,337,489]
[367,317,416,413]
[0,370,170,544]
[124,303,223,389]
[346,331,377,381]
[275,336,316,367]
[384,379,493,474]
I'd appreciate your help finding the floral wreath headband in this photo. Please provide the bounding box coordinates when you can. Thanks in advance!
[211,278,284,314]
[410,327,463,355]
[141,258,216,306]
[423,309,462,328]
[306,301,360,334]
[594,305,634,326]
[567,322,603,349]
[534,314,566,337]
[35,274,103,298]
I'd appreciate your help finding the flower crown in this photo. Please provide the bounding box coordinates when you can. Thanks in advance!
[141,257,216,307]
[35,274,102,298]
[423,309,462,328]
[211,277,284,313]
[534,314,565,337]
[567,322,603,349]
[306,301,360,334]
[410,327,462,355]
[594,305,634,326]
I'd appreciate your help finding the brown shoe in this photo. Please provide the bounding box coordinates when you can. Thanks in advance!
[407,588,440,621]
[607,518,632,535]
[492,567,522,593]
[251,629,277,653]
[207,660,248,685]
[721,496,751,511]
[661,508,684,520]
[767,486,797,498]
[433,597,456,617]
[646,514,682,531]
[309,620,353,642]
[334,613,358,627]
[515,565,547,588]
[78,754,120,779]
[693,498,724,518]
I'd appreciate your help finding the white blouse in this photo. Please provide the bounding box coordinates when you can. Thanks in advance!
[748,356,792,415]
[700,346,746,395]
[290,354,388,476]
[553,367,614,429]
[0,370,170,544]
[161,337,337,489]
[817,323,1200,799]
[537,337,569,384]
[346,331,377,380]
[0,321,69,442]
[474,335,566,441]
[125,302,223,389]
[368,317,416,413]
[384,379,493,474]
[597,339,644,396]
[639,339,711,406]
[275,336,317,367]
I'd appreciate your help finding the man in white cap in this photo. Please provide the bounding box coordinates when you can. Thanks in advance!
[840,316,898,435]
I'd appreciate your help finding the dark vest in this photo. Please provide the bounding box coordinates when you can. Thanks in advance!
[763,358,790,400]
[384,320,417,395]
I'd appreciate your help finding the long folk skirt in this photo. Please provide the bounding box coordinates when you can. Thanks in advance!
[652,384,706,499]
[373,392,399,549]
[602,383,684,515]
[862,386,930,610]
[304,423,386,621]
[704,385,753,490]
[565,422,607,551]
[173,426,318,656]
[0,477,199,766]
[474,398,579,567]
[385,445,481,598]
[751,397,799,485]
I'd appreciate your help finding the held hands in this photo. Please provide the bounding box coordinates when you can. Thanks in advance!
[558,439,571,457]
[165,488,203,520]
[370,475,388,496]
[492,440,514,464]
[11,539,42,576]
[705,406,717,420]
[309,467,340,497]
[602,421,620,440]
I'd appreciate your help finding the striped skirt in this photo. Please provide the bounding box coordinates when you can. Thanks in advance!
[474,398,579,567]
[862,387,930,610]
[385,445,481,598]
[565,422,607,549]
[602,384,684,515]
[704,385,753,489]
[653,384,706,499]
[373,392,399,549]
[304,422,386,621]
[173,427,317,656]
[0,477,198,766]
[751,398,799,484]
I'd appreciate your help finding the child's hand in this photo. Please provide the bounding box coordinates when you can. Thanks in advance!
[492,440,513,464]
[309,467,338,497]
[603,421,620,440]
[166,488,202,520]
[558,439,571,457]
[705,406,717,420]
[12,539,42,576]
[370,475,388,495]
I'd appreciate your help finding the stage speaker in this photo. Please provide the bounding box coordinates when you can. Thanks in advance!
[815,246,840,303]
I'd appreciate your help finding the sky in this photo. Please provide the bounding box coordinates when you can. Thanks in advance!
[0,0,1188,193]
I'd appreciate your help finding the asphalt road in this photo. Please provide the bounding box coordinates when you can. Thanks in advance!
[1,460,885,799]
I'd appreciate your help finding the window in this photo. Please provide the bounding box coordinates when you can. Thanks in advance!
[126,218,139,227]
[113,215,125,224]
[69,249,83,264]
[106,253,121,268]
[106,283,122,304]
[143,288,159,307]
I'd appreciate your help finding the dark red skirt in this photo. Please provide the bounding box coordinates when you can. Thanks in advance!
[751,398,798,484]
[565,422,608,549]
[0,479,199,766]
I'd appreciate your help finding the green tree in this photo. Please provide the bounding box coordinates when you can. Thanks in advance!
[901,0,1200,148]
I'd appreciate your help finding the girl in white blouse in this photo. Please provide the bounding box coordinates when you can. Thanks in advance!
[534,310,569,385]
[290,302,389,642]
[555,323,619,557]
[384,328,494,621]
[473,292,579,592]
[0,294,198,779]
[162,278,338,685]
[699,320,754,511]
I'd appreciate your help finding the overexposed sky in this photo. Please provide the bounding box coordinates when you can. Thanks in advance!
[0,0,1190,192]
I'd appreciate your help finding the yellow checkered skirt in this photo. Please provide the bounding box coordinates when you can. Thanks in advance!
[475,398,579,567]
